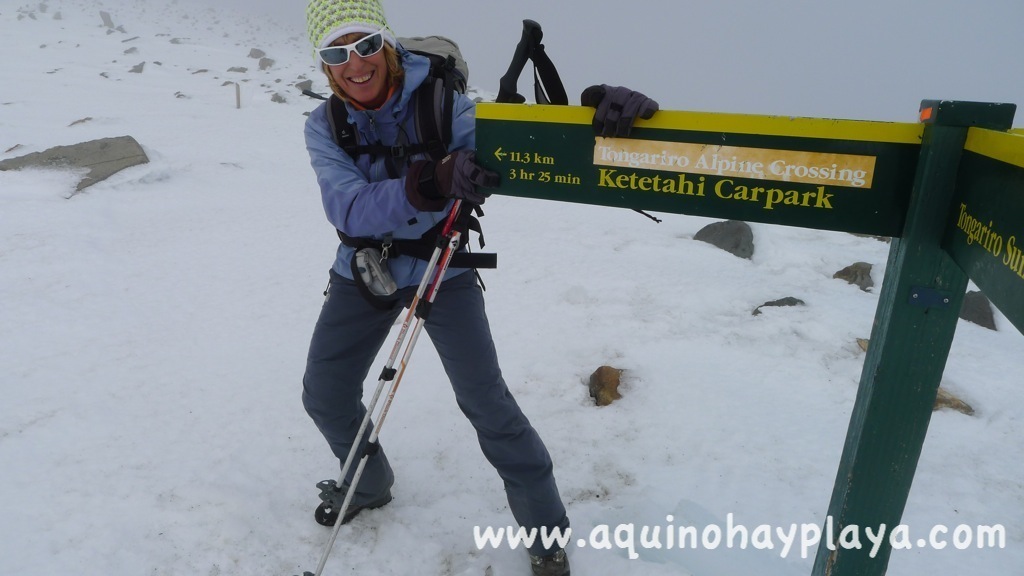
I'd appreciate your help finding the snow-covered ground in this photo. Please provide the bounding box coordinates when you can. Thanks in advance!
[1,2,1021,575]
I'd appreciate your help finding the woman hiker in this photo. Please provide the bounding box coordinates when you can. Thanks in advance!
[300,1,659,574]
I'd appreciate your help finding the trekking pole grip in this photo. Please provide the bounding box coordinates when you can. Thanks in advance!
[496,19,544,104]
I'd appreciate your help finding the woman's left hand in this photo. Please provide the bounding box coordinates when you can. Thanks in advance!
[581,84,659,138]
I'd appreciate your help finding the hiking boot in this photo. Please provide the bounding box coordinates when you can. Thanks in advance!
[314,489,392,526]
[529,549,569,576]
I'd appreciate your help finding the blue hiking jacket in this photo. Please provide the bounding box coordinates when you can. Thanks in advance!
[304,49,476,287]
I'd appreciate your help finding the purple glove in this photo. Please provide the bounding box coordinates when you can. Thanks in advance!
[581,84,659,137]
[407,151,499,209]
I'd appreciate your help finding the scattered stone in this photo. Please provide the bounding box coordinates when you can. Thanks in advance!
[170,38,188,45]
[271,93,287,104]
[851,233,891,243]
[295,79,313,92]
[124,47,138,55]
[752,297,805,316]
[68,117,93,127]
[833,262,874,292]
[122,36,139,43]
[228,66,248,73]
[694,220,754,259]
[0,136,149,194]
[174,92,189,99]
[248,48,266,59]
[959,290,997,331]
[4,144,25,154]
[53,11,62,20]
[934,388,974,416]
[856,338,870,352]
[588,366,624,407]
[258,57,275,71]
[129,62,145,73]
[99,10,114,28]
[191,69,209,75]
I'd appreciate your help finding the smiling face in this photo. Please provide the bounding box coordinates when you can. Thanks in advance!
[325,32,390,109]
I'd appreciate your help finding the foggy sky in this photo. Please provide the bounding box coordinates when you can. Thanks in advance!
[174,0,1024,126]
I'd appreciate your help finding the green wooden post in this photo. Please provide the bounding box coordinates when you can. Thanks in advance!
[811,101,1015,576]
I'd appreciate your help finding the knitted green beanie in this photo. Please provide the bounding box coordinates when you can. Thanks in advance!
[306,0,397,51]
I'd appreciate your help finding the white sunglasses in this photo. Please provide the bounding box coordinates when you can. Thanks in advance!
[316,30,386,66]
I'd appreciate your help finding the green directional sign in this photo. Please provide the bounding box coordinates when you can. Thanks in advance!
[942,127,1024,333]
[476,104,924,237]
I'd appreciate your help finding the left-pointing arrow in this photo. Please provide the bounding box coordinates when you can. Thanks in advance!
[494,147,507,162]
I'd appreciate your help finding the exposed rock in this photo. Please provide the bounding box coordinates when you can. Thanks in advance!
[68,117,93,127]
[752,297,805,316]
[5,144,25,154]
[588,366,624,407]
[99,10,114,28]
[295,79,314,92]
[833,262,874,292]
[248,48,266,59]
[129,62,145,73]
[258,57,275,71]
[959,290,997,331]
[228,66,248,73]
[851,233,891,243]
[271,93,287,104]
[694,220,754,259]
[0,136,149,194]
[856,338,870,352]
[935,388,975,416]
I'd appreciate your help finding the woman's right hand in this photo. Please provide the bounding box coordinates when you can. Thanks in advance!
[407,151,499,208]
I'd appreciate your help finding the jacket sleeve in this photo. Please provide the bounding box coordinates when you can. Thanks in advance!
[304,104,424,239]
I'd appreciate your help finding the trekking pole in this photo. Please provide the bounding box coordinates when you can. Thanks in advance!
[496,19,568,106]
[296,200,466,576]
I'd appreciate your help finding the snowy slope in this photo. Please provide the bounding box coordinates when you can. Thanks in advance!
[1,2,1022,576]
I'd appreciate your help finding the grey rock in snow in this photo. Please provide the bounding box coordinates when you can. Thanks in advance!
[833,262,874,292]
[694,220,754,259]
[0,136,149,193]
[752,297,806,316]
[959,290,997,331]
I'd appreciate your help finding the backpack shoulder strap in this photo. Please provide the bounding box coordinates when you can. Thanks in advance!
[326,94,359,153]
[327,86,448,166]
[413,73,454,162]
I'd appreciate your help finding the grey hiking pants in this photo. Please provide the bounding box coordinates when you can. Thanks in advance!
[302,269,568,554]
